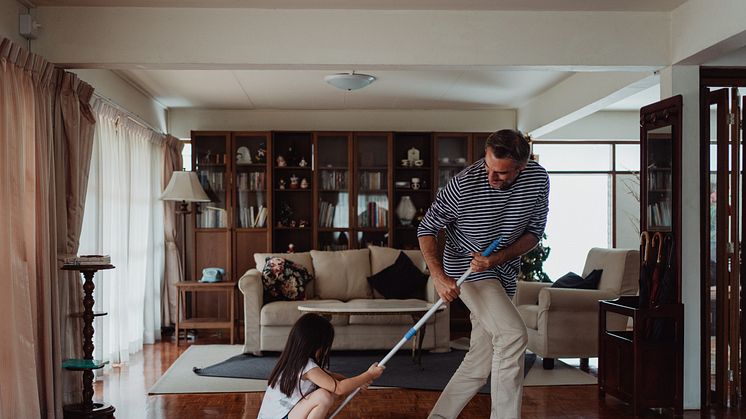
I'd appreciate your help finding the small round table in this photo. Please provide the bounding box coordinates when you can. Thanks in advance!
[297,300,444,366]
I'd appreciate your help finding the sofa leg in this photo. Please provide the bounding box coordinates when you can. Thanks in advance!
[580,357,589,371]
[542,357,555,370]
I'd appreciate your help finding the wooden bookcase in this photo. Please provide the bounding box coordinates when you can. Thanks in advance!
[191,130,488,333]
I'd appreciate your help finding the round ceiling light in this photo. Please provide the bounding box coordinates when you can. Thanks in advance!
[324,72,376,91]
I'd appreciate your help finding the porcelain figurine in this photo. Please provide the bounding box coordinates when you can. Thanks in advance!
[276,155,287,167]
[300,178,309,189]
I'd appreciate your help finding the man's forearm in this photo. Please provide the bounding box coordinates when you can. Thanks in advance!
[418,235,444,276]
[498,233,539,262]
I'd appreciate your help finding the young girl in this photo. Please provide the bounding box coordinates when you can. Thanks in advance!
[258,313,384,419]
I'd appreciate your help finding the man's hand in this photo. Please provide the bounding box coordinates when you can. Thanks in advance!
[433,271,459,302]
[470,251,503,272]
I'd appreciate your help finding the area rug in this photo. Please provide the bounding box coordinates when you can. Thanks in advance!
[150,344,595,395]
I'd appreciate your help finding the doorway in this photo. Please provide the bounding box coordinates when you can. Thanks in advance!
[700,68,746,407]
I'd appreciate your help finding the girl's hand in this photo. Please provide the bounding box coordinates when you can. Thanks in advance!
[367,362,384,379]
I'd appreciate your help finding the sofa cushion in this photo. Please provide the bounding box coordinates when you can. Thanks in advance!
[311,249,372,300]
[261,257,314,302]
[369,245,428,274]
[367,251,429,299]
[254,252,314,274]
[261,300,347,327]
[254,252,315,297]
[517,304,539,329]
[551,269,603,290]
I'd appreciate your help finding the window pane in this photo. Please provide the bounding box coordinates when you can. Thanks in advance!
[532,144,611,171]
[615,144,640,171]
[181,140,192,171]
[543,174,610,280]
[615,174,640,248]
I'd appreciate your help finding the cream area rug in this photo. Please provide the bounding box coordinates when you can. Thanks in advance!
[150,343,595,394]
[149,345,267,394]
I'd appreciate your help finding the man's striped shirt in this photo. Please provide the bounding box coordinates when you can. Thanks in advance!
[417,159,549,296]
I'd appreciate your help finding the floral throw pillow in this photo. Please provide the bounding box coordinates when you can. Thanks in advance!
[261,256,314,302]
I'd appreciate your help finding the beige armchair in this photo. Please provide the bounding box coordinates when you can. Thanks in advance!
[514,247,639,369]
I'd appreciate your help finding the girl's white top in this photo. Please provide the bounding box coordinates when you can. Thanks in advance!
[257,358,320,419]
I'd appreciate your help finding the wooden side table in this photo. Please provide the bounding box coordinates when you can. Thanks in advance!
[175,281,236,346]
[61,264,116,419]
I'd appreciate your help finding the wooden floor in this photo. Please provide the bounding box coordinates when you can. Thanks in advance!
[94,336,742,419]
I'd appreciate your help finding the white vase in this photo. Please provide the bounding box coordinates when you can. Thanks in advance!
[396,196,417,226]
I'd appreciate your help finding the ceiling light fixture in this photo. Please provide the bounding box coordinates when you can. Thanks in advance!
[324,72,376,91]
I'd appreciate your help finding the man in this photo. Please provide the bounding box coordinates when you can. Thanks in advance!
[417,129,549,419]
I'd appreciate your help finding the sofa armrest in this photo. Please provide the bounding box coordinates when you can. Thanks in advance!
[238,269,263,355]
[537,288,617,312]
[514,281,552,306]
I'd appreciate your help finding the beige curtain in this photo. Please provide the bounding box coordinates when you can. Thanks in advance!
[0,37,95,419]
[53,70,97,409]
[162,135,184,326]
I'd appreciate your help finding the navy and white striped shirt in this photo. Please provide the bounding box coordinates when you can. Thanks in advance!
[417,159,549,296]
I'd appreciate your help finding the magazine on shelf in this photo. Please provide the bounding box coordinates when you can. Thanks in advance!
[63,255,111,266]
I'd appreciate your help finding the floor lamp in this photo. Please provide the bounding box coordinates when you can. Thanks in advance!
[161,171,210,283]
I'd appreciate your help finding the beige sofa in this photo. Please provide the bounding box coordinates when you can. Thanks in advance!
[514,247,639,369]
[238,246,450,355]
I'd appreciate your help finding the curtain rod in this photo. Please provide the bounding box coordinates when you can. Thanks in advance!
[92,92,167,137]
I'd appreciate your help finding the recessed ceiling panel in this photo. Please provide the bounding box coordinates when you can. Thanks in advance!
[33,0,687,12]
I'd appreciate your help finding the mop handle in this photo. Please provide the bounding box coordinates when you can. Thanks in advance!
[328,237,502,419]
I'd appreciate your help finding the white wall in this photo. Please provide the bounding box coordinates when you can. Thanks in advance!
[168,109,515,138]
[536,111,639,140]
[72,70,167,133]
[0,0,27,46]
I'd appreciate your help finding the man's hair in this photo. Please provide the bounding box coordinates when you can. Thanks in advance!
[484,129,531,165]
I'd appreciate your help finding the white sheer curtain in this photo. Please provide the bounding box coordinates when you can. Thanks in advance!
[79,100,165,365]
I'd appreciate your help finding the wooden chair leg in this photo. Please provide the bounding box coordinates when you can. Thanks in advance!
[580,357,590,371]
[542,357,555,370]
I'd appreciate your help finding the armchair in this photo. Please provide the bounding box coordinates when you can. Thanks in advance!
[514,247,639,369]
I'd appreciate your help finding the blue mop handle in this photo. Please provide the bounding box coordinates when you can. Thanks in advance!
[328,237,502,419]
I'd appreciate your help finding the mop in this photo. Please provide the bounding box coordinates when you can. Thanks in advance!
[328,237,503,418]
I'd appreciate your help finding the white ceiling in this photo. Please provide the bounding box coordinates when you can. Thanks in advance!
[605,85,661,111]
[119,68,573,110]
[31,0,687,12]
[38,0,674,112]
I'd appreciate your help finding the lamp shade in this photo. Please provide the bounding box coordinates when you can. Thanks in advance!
[161,171,210,202]
[324,72,376,91]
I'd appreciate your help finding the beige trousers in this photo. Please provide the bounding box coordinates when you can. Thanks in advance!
[429,280,528,419]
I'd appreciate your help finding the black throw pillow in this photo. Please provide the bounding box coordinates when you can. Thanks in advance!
[550,269,603,290]
[367,251,429,299]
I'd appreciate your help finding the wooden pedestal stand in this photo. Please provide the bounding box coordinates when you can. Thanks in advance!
[61,264,116,419]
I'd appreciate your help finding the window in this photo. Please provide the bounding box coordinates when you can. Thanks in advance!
[181,139,192,171]
[532,141,639,280]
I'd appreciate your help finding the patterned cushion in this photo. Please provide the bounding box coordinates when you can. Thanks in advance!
[261,257,314,302]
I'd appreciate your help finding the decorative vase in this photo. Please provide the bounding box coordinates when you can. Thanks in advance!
[396,196,417,226]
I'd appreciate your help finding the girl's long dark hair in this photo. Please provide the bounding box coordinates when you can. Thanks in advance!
[267,313,335,397]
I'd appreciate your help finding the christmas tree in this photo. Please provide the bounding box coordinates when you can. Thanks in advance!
[519,233,551,282]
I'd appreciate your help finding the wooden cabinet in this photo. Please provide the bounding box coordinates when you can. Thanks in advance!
[191,130,481,332]
[192,131,271,322]
[599,296,684,416]
[598,96,684,417]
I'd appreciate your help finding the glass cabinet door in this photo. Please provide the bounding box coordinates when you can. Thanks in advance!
[316,133,351,250]
[435,133,470,192]
[272,132,313,252]
[193,133,229,229]
[354,133,390,248]
[234,133,268,229]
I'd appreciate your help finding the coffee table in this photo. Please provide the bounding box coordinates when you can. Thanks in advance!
[297,300,444,366]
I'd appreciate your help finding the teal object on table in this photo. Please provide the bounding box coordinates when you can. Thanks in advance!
[200,267,225,282]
